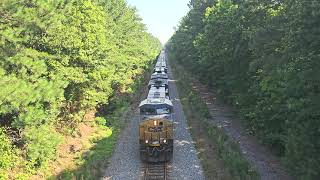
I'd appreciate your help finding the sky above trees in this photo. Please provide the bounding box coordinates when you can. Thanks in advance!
[127,0,189,44]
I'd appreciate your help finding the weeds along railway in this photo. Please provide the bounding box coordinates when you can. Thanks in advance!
[139,50,173,179]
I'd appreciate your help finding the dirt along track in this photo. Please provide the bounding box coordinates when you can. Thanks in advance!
[190,81,294,180]
[103,52,204,180]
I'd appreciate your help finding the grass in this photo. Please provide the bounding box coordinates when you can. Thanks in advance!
[169,55,259,180]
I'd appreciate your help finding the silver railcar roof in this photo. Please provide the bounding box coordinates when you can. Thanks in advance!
[139,98,173,108]
[151,72,168,80]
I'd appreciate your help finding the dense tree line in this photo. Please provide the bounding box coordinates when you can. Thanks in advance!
[0,0,160,177]
[168,0,320,179]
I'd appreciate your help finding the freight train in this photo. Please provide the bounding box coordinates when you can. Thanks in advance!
[139,50,173,162]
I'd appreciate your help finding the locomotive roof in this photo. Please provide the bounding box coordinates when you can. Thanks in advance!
[139,98,173,108]
[154,66,167,71]
[148,78,168,87]
[147,86,167,99]
[155,62,166,67]
[155,56,166,66]
[151,72,168,80]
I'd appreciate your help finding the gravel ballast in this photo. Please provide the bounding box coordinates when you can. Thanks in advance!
[103,109,141,180]
[167,61,205,180]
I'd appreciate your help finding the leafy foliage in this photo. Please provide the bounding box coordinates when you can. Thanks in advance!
[95,117,107,127]
[171,57,258,180]
[168,0,320,179]
[0,128,18,179]
[24,126,62,170]
[0,0,161,177]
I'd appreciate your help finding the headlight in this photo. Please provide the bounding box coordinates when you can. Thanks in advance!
[163,139,167,143]
[145,140,149,144]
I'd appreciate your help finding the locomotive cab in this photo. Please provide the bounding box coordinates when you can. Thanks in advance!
[139,98,174,162]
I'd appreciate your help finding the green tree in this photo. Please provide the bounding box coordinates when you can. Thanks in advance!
[168,0,320,178]
[0,0,161,176]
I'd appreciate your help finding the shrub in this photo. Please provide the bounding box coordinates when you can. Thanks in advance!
[0,128,16,169]
[0,128,17,180]
[23,126,62,170]
[95,117,107,127]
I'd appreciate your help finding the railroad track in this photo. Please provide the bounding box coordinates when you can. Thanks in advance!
[142,162,172,180]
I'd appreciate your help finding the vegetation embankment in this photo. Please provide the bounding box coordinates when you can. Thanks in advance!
[0,0,161,179]
[170,56,258,180]
[168,0,319,179]
[51,65,154,179]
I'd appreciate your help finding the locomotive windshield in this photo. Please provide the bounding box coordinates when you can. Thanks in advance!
[155,79,163,85]
[140,107,171,115]
[140,108,156,115]
[156,108,170,114]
